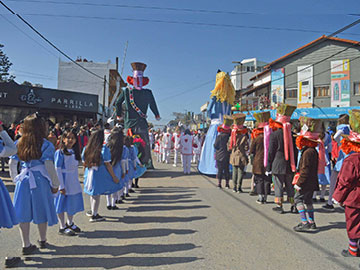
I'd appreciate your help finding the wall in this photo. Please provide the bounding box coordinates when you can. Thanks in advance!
[271,40,360,107]
[58,60,116,114]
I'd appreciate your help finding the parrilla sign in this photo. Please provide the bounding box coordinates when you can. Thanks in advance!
[0,82,98,113]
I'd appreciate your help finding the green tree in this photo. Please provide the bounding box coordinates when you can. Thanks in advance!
[0,44,15,82]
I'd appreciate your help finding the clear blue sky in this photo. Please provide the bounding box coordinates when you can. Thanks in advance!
[1,0,360,126]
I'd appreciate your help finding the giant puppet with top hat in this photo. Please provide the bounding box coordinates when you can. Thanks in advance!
[115,62,160,169]
[198,70,235,175]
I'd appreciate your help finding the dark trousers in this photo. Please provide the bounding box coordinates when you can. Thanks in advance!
[232,166,245,190]
[254,174,271,195]
[217,159,230,181]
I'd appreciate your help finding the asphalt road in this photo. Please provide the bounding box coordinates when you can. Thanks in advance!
[1,160,359,270]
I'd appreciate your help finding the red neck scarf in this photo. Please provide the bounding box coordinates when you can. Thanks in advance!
[251,128,264,139]
[340,138,360,154]
[229,125,248,150]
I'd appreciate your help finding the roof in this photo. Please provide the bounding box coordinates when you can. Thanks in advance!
[242,81,271,96]
[265,35,360,68]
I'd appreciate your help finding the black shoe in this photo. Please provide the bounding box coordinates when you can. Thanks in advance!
[308,222,317,230]
[129,189,135,193]
[134,184,139,188]
[107,205,112,210]
[67,223,81,233]
[86,210,93,217]
[37,240,47,249]
[320,198,326,202]
[5,257,21,268]
[58,228,76,236]
[111,206,119,210]
[272,206,284,214]
[217,184,222,189]
[125,193,130,197]
[116,199,124,204]
[291,205,299,214]
[233,188,237,193]
[256,199,264,205]
[312,198,318,202]
[121,195,126,200]
[225,184,230,189]
[341,249,359,257]
[322,203,334,210]
[293,222,312,232]
[22,244,37,255]
[238,188,243,193]
[89,214,105,222]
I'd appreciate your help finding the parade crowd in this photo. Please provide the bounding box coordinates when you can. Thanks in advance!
[0,113,148,268]
[150,102,360,259]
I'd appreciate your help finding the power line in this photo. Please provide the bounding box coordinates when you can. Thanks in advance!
[17,13,360,36]
[5,0,266,16]
[0,1,107,84]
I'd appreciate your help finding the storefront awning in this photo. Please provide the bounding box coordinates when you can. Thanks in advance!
[243,106,360,121]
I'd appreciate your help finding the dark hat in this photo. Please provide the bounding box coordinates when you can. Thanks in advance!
[131,62,147,72]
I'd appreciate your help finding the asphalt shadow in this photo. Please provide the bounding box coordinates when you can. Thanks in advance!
[25,256,201,269]
[316,221,347,232]
[122,216,207,224]
[79,228,197,239]
[131,199,203,205]
[144,170,190,179]
[127,194,196,201]
[126,205,210,212]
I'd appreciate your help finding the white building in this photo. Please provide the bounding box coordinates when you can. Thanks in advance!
[230,58,267,91]
[58,59,118,116]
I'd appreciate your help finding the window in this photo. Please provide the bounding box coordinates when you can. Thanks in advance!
[286,88,297,98]
[315,85,330,97]
[354,82,360,95]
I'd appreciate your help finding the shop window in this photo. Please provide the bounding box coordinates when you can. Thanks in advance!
[286,88,297,98]
[315,86,330,97]
[354,82,360,95]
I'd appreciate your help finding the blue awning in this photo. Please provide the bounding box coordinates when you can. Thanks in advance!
[242,106,360,121]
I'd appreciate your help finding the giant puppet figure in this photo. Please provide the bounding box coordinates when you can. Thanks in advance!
[198,70,235,175]
[115,62,160,169]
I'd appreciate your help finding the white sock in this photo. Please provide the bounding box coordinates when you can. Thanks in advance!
[91,195,101,216]
[37,222,47,242]
[19,222,31,247]
[67,215,74,226]
[106,195,111,206]
[57,212,66,229]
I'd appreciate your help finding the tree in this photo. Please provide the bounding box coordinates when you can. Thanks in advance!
[0,44,15,82]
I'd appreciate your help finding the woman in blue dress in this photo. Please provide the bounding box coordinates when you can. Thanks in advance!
[105,128,124,210]
[0,125,20,268]
[54,129,84,236]
[198,70,235,175]
[13,113,60,255]
[82,130,120,222]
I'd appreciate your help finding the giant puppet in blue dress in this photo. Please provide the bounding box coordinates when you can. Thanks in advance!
[198,71,235,175]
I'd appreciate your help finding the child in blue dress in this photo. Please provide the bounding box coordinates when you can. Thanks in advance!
[0,125,20,268]
[54,129,84,236]
[126,136,136,195]
[82,130,120,222]
[105,129,124,210]
[13,113,60,255]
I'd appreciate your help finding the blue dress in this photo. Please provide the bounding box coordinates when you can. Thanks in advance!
[134,145,147,179]
[54,150,84,216]
[83,145,122,196]
[113,160,125,190]
[13,139,58,226]
[128,146,136,181]
[198,96,231,175]
[318,133,331,185]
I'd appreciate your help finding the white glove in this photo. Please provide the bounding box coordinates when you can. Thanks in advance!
[294,184,301,191]
[265,171,272,176]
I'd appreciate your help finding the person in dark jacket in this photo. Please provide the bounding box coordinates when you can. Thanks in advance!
[228,113,248,193]
[250,111,271,204]
[293,117,323,232]
[333,109,360,257]
[214,115,232,189]
[266,103,297,214]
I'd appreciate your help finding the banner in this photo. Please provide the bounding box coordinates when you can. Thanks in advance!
[271,68,284,108]
[297,65,313,108]
[331,59,350,107]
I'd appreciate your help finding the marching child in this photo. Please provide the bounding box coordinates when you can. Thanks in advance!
[83,130,120,222]
[172,127,182,167]
[293,117,323,232]
[13,113,60,254]
[333,109,360,257]
[106,129,124,210]
[54,129,84,236]
[180,129,193,174]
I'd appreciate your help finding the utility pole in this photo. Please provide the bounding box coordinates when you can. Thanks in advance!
[103,75,106,122]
